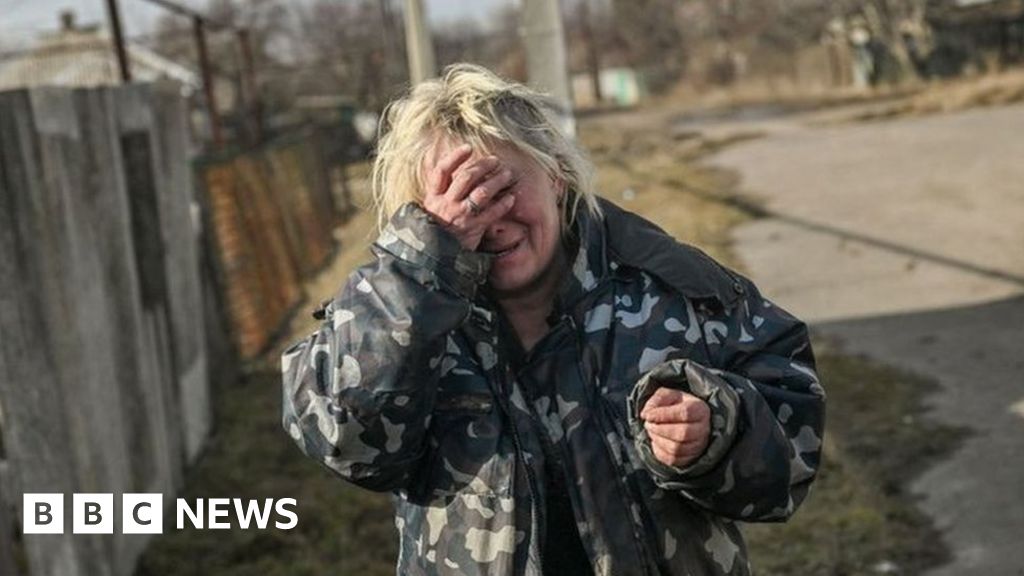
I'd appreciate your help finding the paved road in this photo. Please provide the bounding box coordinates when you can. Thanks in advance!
[699,103,1024,576]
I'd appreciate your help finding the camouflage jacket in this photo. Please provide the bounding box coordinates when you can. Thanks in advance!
[281,198,826,576]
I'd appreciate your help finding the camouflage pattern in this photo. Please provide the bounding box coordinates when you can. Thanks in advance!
[281,198,826,575]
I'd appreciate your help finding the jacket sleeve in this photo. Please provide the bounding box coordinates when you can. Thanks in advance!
[280,202,491,492]
[628,275,826,522]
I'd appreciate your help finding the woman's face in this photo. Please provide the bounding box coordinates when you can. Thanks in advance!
[480,144,564,297]
[429,138,565,298]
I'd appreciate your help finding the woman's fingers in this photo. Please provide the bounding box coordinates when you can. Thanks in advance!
[644,387,685,410]
[646,420,710,444]
[473,193,516,227]
[650,435,706,467]
[446,162,511,224]
[465,168,513,211]
[645,401,712,466]
[421,146,515,251]
[446,156,501,202]
[641,392,710,424]
[426,144,473,196]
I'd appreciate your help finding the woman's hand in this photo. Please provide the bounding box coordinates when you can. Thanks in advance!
[641,387,712,469]
[422,143,517,251]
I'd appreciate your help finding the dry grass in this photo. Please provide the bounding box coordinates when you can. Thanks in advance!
[743,346,967,576]
[839,69,1024,123]
[579,121,754,269]
[278,170,377,353]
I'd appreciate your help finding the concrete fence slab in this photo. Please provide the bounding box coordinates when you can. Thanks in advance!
[0,83,212,576]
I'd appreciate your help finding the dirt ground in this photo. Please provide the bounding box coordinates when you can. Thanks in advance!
[712,96,1024,575]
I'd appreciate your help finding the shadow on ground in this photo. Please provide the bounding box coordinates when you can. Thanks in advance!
[811,294,1024,576]
[746,345,968,576]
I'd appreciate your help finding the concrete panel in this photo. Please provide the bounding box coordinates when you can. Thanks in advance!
[0,84,214,576]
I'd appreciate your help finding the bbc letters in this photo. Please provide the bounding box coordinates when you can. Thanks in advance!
[23,494,298,534]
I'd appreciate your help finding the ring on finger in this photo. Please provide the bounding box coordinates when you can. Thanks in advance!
[465,197,482,215]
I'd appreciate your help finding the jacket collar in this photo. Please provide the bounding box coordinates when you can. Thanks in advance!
[548,199,609,319]
[569,197,744,310]
[493,196,744,322]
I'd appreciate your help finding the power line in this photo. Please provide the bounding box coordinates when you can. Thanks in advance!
[135,0,232,30]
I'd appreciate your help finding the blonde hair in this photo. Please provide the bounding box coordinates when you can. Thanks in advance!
[371,63,601,232]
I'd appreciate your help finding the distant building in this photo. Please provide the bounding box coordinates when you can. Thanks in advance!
[571,67,645,109]
[0,11,199,93]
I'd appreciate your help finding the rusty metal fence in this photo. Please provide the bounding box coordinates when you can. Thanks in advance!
[195,127,343,360]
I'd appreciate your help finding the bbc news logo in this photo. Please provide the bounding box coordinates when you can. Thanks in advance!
[23,494,298,534]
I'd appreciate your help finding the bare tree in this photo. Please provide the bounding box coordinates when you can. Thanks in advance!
[604,0,687,91]
[860,0,929,80]
[290,0,407,111]
[149,0,293,118]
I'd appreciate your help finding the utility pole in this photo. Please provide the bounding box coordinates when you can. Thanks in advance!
[579,0,602,105]
[378,0,400,76]
[403,0,436,85]
[520,0,575,137]
[104,0,132,83]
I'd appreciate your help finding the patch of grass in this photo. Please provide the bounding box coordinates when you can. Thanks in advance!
[837,70,1024,124]
[134,367,397,576]
[744,347,968,576]
[579,122,753,269]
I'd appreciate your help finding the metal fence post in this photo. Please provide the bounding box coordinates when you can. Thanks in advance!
[105,0,132,83]
[193,15,223,147]
[238,28,263,142]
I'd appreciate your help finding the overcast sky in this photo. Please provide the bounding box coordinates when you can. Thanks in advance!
[1,0,512,47]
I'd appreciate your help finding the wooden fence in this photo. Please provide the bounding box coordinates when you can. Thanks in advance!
[0,83,212,576]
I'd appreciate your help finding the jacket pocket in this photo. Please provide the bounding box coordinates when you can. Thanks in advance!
[420,392,513,498]
[394,489,518,575]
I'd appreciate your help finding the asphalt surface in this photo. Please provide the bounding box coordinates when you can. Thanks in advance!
[700,103,1024,576]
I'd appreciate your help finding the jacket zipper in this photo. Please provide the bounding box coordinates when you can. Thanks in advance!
[527,317,601,572]
[515,318,594,573]
[598,394,668,575]
[469,299,545,572]
[498,361,545,571]
[509,313,595,571]
[567,314,658,576]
